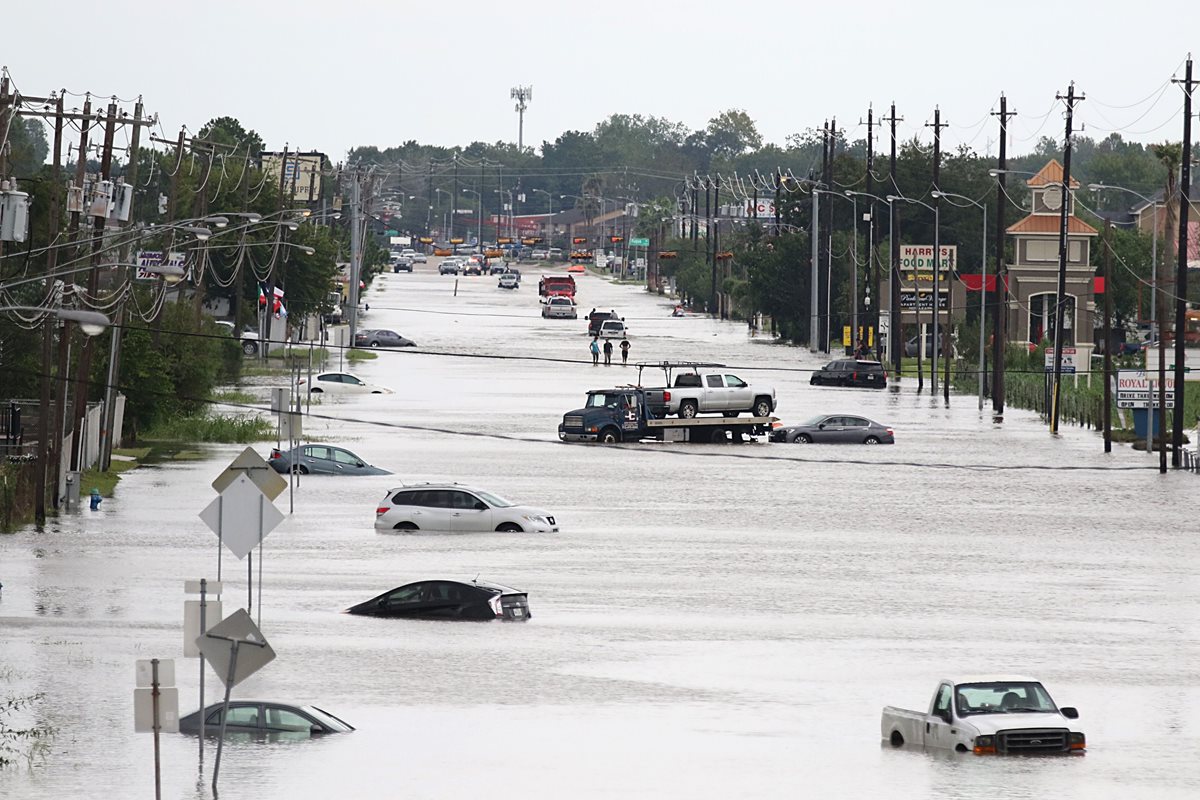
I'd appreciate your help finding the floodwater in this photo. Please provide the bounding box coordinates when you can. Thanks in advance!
[2,260,1198,800]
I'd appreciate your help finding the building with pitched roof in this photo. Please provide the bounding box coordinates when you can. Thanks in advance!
[1005,160,1099,368]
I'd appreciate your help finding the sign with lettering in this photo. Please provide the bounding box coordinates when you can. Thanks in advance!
[1116,369,1176,408]
[900,245,957,281]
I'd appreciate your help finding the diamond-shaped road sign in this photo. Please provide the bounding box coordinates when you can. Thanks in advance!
[212,446,287,501]
[199,474,285,560]
[196,609,276,688]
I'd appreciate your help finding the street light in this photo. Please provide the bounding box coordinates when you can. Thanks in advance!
[462,189,483,249]
[933,190,988,411]
[890,194,941,395]
[532,188,554,247]
[0,306,111,336]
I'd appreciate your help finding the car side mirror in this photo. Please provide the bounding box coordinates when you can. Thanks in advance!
[356,462,365,468]
[474,501,488,511]
[935,708,952,724]
[818,423,825,429]
[1060,707,1079,719]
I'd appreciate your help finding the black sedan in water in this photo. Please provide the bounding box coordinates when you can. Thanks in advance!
[179,701,355,737]
[268,445,391,475]
[347,579,531,621]
[354,329,415,348]
[810,359,888,388]
[770,414,895,445]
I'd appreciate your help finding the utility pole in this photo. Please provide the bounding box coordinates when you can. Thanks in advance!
[818,120,831,352]
[809,175,820,351]
[774,168,781,236]
[691,180,699,251]
[348,169,363,345]
[1103,222,1113,453]
[927,107,948,399]
[864,104,877,352]
[1170,55,1195,467]
[705,177,713,313]
[713,179,721,317]
[884,103,902,376]
[511,85,532,149]
[451,155,458,240]
[99,99,146,472]
[70,100,117,474]
[992,95,1016,415]
[1050,82,1083,435]
[33,93,65,522]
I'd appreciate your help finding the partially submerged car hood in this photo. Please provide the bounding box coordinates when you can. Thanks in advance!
[965,712,1074,734]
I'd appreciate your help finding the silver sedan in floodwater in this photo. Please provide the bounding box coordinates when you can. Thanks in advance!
[268,445,392,475]
[770,414,894,444]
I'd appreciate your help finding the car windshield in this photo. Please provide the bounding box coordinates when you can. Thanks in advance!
[472,489,514,508]
[955,682,1057,715]
[586,393,619,407]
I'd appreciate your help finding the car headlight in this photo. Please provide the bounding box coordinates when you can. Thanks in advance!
[522,514,547,524]
[973,735,996,755]
[1069,732,1086,750]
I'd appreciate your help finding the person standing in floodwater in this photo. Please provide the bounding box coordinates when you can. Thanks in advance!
[590,337,600,366]
[619,337,630,365]
[603,338,613,366]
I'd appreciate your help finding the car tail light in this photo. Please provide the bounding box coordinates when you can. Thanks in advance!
[489,594,503,618]
[853,372,858,380]
[269,448,281,460]
[886,428,894,436]
[663,391,671,402]
[375,506,388,515]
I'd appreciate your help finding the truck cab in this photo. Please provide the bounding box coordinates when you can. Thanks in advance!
[558,388,666,443]
[881,676,1085,755]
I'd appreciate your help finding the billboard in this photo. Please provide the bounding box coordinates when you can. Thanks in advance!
[261,151,325,203]
[900,245,956,281]
[134,250,187,281]
[898,289,949,311]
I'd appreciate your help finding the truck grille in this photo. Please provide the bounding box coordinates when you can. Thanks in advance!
[563,415,583,430]
[997,728,1069,754]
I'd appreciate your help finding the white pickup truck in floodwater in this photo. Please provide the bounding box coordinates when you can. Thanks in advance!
[881,676,1086,755]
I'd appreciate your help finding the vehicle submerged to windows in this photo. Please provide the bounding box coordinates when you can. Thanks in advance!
[178,702,354,737]
[770,414,894,445]
[346,579,531,621]
[268,445,391,475]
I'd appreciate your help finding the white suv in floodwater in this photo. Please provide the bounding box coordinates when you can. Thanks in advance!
[375,484,559,533]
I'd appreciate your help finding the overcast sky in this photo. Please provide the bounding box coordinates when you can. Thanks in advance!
[5,0,1197,164]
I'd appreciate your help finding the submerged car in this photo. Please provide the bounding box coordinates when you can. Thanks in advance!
[809,359,888,388]
[268,445,391,475]
[770,414,894,444]
[179,702,355,737]
[298,371,392,394]
[354,329,416,348]
[346,579,530,621]
[498,272,520,289]
[374,484,558,532]
[542,296,578,319]
[438,259,461,275]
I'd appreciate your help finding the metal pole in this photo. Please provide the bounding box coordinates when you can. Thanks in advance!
[851,195,859,351]
[810,190,820,350]
[1172,55,1194,466]
[348,174,362,344]
[932,206,941,393]
[152,658,161,800]
[1050,82,1080,435]
[211,642,239,793]
[1103,223,1113,453]
[979,204,988,411]
[198,580,207,766]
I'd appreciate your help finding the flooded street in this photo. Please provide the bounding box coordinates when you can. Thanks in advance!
[3,261,1198,799]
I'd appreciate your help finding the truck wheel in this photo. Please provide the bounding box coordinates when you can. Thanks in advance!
[753,397,773,417]
[889,731,904,747]
[709,427,727,443]
[600,428,621,444]
[242,341,257,355]
[679,400,699,419]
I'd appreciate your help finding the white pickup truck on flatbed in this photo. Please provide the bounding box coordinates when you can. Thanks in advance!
[635,361,776,419]
[881,676,1085,755]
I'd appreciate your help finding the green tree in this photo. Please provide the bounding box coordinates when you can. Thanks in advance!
[705,109,763,162]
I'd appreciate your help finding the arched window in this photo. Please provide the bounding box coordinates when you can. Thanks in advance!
[1028,292,1077,346]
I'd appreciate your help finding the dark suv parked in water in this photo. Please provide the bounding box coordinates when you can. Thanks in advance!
[810,359,888,388]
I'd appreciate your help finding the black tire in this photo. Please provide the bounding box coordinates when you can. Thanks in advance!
[864,436,880,445]
[495,522,523,533]
[599,427,621,444]
[753,397,772,417]
[679,400,699,419]
[241,341,258,356]
[393,521,419,531]
[310,387,323,393]
[890,731,904,748]
[369,341,380,348]
[793,433,812,444]
[295,464,309,475]
[709,427,727,443]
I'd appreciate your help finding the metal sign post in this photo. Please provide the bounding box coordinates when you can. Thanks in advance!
[134,658,178,800]
[184,579,222,767]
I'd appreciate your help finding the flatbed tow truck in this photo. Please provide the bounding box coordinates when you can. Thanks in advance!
[557,361,778,444]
